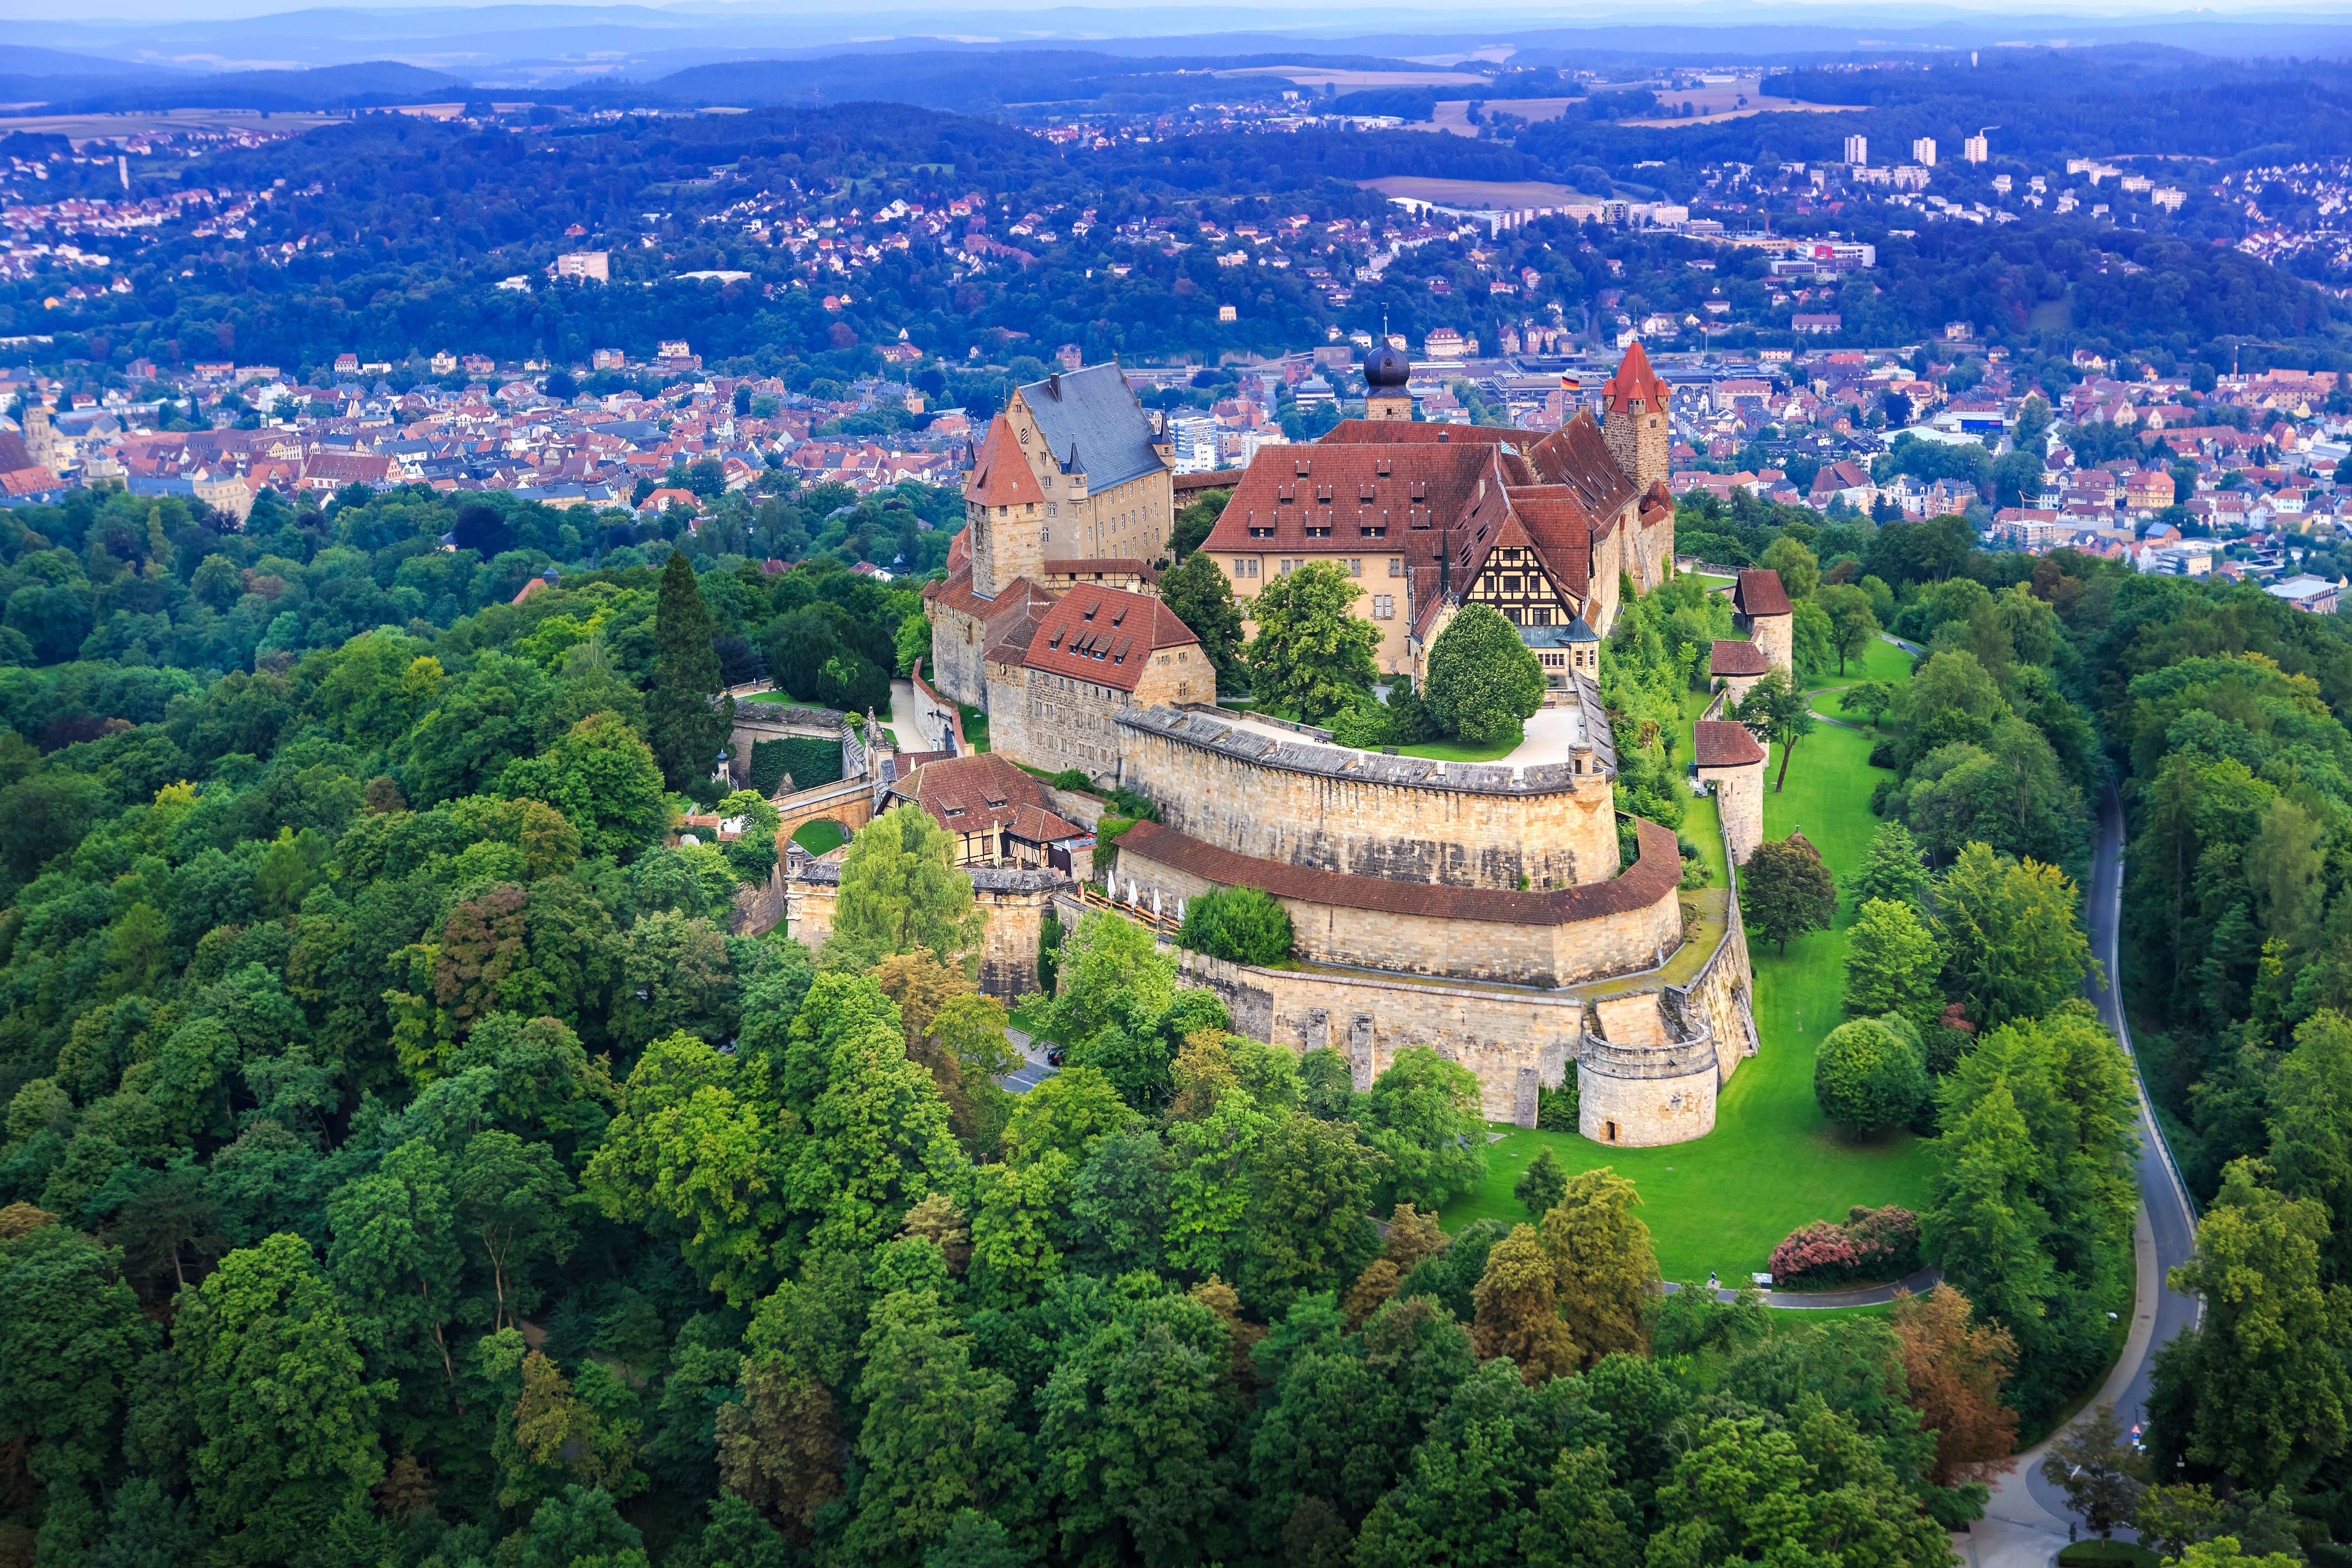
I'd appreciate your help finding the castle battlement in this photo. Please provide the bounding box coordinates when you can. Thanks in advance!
[1115,699,1616,796]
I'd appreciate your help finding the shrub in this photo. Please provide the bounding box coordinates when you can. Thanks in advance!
[1091,816,1137,877]
[1105,786,1159,823]
[1178,886,1294,966]
[746,735,840,796]
[1768,1205,1922,1288]
[1814,1016,1928,1133]
[1048,768,1093,793]
[1535,1083,1579,1131]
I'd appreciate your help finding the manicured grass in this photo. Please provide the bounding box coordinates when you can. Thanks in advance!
[1681,791,1728,889]
[1394,734,1521,764]
[957,701,991,753]
[791,819,847,855]
[1437,650,1936,1284]
[744,688,814,706]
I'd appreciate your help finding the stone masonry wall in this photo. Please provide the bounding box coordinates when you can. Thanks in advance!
[1749,610,1794,675]
[987,656,1192,781]
[1578,1055,1718,1147]
[1157,939,1584,1125]
[1116,839,1684,989]
[1698,762,1765,867]
[1117,724,1618,892]
[926,598,989,708]
[969,868,1069,1000]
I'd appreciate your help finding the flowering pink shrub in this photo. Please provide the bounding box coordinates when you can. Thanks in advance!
[1768,1206,1921,1287]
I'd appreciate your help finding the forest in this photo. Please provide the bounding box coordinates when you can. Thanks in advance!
[4,445,2352,1562]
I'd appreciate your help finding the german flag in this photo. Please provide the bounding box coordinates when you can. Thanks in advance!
[1560,373,1582,393]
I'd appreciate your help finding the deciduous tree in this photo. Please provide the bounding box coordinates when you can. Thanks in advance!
[1732,667,1815,792]
[1889,1284,2019,1487]
[1425,603,1546,746]
[1243,560,1381,722]
[829,804,988,969]
[1740,833,1837,955]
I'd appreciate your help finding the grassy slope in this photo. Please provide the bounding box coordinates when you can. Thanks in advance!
[1440,638,1935,1285]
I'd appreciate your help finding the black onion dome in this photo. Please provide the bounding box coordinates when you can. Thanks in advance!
[1363,344,1411,388]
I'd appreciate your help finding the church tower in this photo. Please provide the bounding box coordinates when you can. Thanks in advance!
[1600,341,1671,493]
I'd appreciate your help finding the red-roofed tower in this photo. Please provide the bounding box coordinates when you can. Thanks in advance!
[1601,341,1672,496]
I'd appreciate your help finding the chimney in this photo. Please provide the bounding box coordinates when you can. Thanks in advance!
[1048,372,1062,399]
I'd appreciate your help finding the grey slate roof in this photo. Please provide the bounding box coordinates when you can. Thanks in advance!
[1019,363,1164,491]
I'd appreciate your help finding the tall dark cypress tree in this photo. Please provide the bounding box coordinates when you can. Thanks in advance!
[649,551,733,792]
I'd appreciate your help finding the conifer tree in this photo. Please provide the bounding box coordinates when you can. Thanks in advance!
[648,550,733,792]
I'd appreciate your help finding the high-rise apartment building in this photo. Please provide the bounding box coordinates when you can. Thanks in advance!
[1912,138,1937,166]
[1844,134,1867,166]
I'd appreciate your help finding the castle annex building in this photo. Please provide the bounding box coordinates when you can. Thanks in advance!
[1200,340,1679,679]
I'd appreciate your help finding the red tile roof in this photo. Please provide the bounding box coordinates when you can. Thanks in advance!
[1695,720,1766,767]
[1602,340,1670,415]
[1117,815,1681,926]
[1200,441,1492,557]
[964,413,1045,508]
[1022,586,1196,691]
[1315,419,1538,450]
[1710,640,1768,677]
[889,752,1084,843]
[1733,569,1792,617]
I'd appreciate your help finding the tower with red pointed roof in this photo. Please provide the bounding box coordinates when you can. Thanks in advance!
[1600,340,1672,497]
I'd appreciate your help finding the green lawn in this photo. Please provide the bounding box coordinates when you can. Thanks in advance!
[1395,734,1520,764]
[744,689,813,706]
[1681,791,1728,889]
[791,819,848,855]
[1438,650,1936,1284]
[957,702,991,753]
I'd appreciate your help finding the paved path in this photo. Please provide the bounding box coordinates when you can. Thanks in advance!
[1000,1026,1058,1095]
[2010,782,2202,1539]
[1659,1265,1943,1310]
[1503,702,1587,766]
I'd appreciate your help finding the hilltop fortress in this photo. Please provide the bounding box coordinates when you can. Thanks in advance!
[920,347,1767,1145]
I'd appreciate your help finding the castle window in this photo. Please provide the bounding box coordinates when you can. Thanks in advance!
[1305,527,1331,539]
[1361,526,1386,538]
[1388,559,1402,577]
[1348,559,1361,576]
[1250,526,1274,539]
[1503,575,1521,593]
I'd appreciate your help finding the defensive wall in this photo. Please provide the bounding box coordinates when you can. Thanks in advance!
[1060,857,1753,1129]
[787,855,1068,1000]
[1115,703,1620,893]
[1112,815,1685,990]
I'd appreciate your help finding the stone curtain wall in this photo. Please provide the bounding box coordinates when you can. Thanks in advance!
[1114,835,1683,989]
[987,658,1188,780]
[1164,943,1584,1127]
[926,600,989,708]
[1116,709,1619,893]
[969,867,1069,999]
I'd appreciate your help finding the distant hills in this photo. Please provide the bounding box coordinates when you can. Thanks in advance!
[0,59,470,113]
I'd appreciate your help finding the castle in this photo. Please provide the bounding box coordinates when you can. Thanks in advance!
[917,346,1767,1145]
